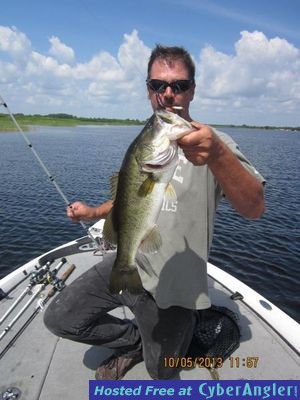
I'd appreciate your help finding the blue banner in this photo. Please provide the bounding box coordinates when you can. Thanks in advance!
[89,380,299,400]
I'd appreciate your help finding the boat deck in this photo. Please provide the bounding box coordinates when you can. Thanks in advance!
[0,245,299,399]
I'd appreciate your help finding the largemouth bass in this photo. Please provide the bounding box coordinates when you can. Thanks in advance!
[103,109,193,294]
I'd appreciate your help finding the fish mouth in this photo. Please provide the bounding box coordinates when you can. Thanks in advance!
[156,109,177,122]
[155,108,186,126]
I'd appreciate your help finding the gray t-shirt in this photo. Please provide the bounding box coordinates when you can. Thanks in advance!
[136,129,265,310]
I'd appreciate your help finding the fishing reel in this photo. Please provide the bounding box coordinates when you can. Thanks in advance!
[48,275,66,292]
[29,269,50,286]
[29,260,53,286]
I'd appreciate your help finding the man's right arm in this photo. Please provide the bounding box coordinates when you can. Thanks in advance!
[67,200,113,223]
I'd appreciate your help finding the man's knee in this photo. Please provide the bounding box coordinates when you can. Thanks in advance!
[44,300,66,337]
[43,296,78,338]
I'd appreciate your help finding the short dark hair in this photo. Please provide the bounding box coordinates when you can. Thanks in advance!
[147,45,195,81]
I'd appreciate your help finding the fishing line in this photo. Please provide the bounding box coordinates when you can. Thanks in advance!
[0,94,100,249]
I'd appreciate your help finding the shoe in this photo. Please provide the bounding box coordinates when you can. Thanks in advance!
[95,351,143,380]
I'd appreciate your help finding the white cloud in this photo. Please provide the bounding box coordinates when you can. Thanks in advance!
[0,25,31,63]
[0,26,151,118]
[0,26,299,125]
[49,36,75,64]
[0,61,18,83]
[195,30,300,124]
[74,52,124,81]
[118,29,151,79]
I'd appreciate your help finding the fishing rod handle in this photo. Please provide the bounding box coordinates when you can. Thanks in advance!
[47,264,76,298]
[60,263,76,283]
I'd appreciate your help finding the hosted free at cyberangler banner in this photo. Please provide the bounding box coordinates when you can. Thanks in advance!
[89,380,299,400]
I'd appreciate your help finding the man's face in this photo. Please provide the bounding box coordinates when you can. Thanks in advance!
[147,59,195,120]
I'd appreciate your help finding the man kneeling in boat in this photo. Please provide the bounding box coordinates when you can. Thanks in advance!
[44,45,265,380]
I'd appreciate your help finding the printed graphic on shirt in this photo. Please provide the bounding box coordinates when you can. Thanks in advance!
[161,198,177,213]
[161,154,188,214]
[173,154,188,184]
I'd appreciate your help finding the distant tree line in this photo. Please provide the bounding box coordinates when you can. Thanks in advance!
[0,113,299,131]
[6,113,145,124]
[212,122,300,131]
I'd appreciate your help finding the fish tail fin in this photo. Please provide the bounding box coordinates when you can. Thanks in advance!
[109,265,143,294]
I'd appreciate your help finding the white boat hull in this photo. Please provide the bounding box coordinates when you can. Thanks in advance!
[0,220,299,397]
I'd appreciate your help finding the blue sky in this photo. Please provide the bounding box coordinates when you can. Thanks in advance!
[1,0,299,125]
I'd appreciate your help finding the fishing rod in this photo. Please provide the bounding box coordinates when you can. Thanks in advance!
[0,259,55,301]
[0,259,55,326]
[0,258,66,340]
[0,264,76,360]
[0,94,100,250]
[0,284,45,341]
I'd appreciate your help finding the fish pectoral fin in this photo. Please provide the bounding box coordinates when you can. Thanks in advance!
[139,225,162,253]
[138,176,156,197]
[165,183,177,200]
[102,211,118,245]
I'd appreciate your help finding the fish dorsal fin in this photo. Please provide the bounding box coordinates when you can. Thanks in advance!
[110,173,119,200]
[138,176,156,197]
[165,183,177,200]
[139,225,162,253]
[103,211,118,245]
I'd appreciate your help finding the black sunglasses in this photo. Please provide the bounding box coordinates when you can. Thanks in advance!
[146,79,194,94]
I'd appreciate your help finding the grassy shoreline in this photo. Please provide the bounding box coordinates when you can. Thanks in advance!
[0,113,145,132]
[0,113,299,132]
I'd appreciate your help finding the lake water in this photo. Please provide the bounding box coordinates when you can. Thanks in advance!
[0,125,299,323]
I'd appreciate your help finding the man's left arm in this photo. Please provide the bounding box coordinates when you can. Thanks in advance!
[178,121,265,219]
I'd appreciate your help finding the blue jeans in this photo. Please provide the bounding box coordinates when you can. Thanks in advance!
[44,253,195,379]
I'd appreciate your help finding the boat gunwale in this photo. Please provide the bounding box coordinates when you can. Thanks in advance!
[207,262,300,356]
